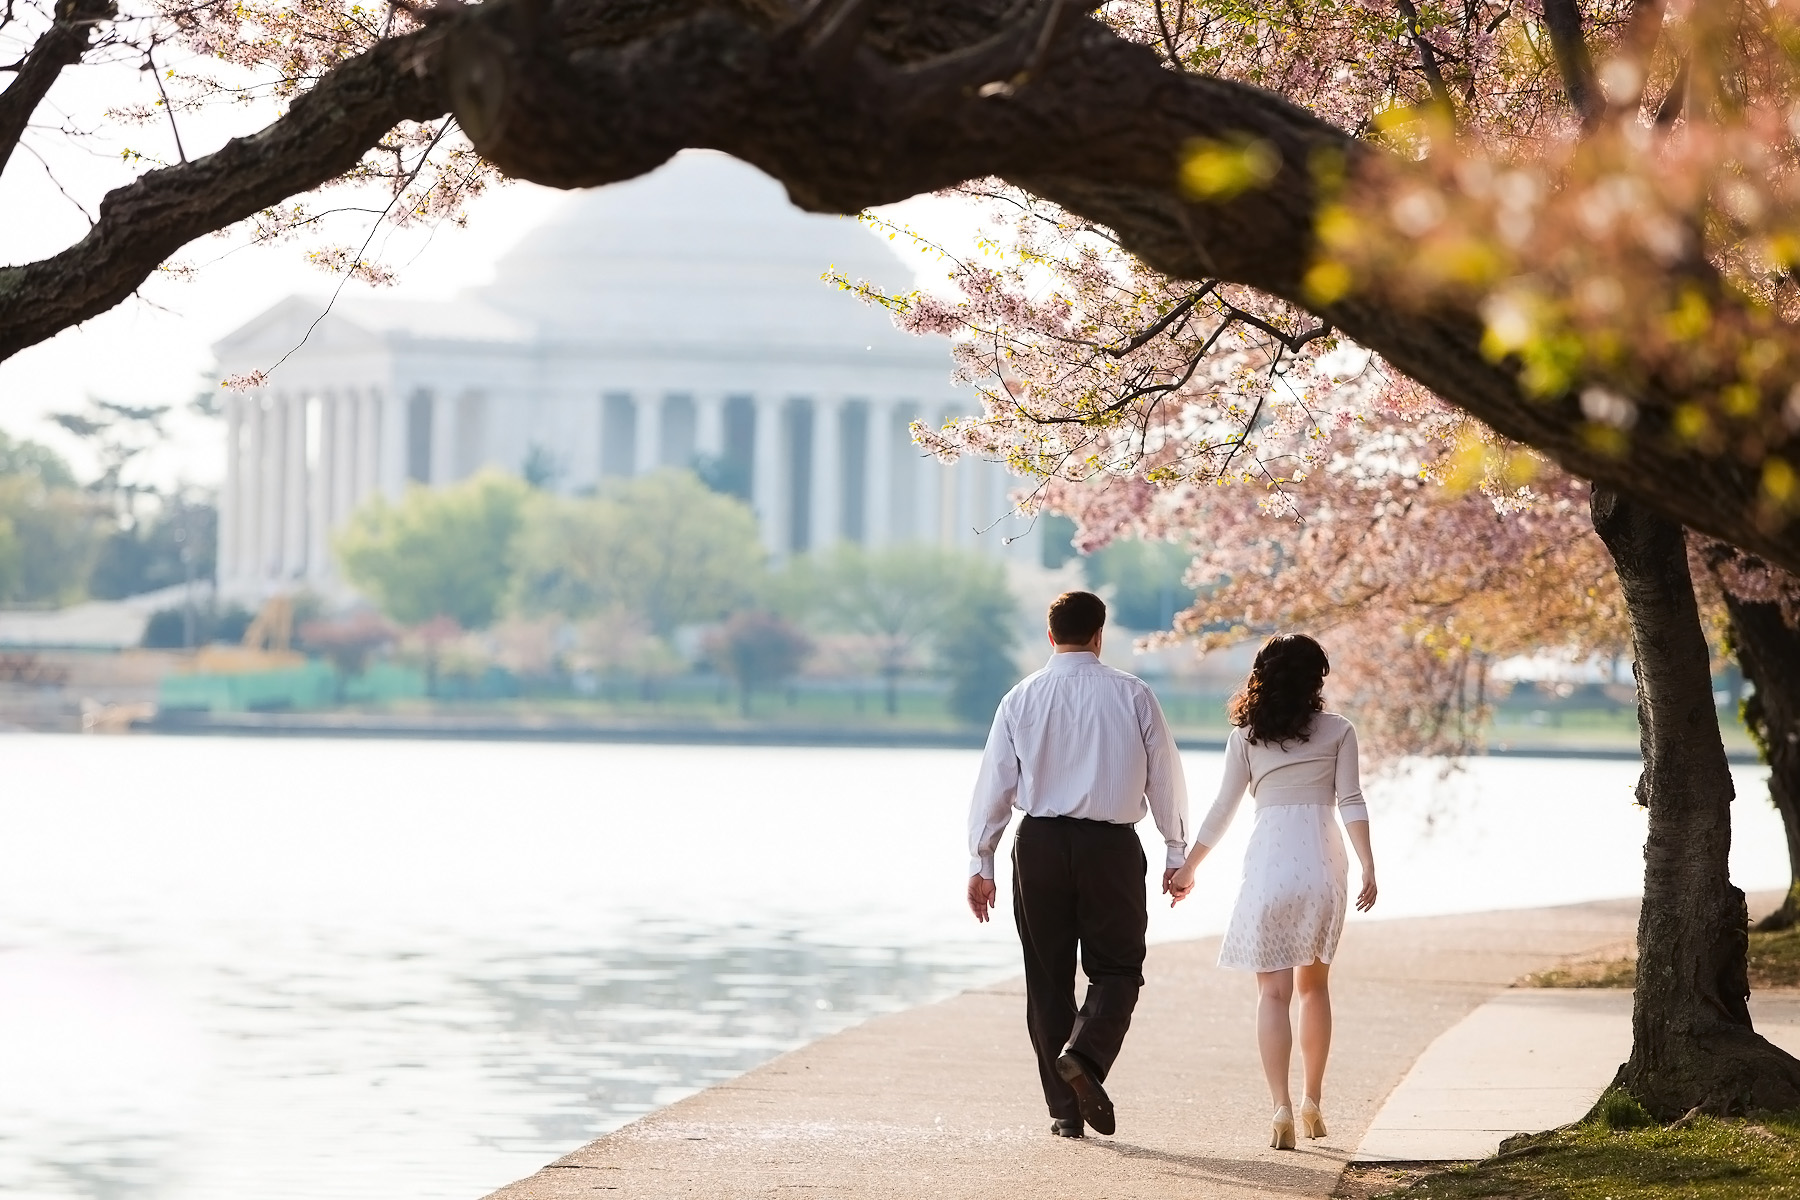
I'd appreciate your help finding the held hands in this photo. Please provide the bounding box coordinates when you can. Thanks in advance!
[967,874,998,923]
[1165,864,1196,906]
[1356,872,1379,913]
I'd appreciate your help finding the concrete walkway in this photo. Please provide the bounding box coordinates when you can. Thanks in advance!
[486,898,1657,1200]
[1355,989,1800,1162]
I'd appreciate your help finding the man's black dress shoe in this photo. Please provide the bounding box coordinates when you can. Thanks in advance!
[1050,1117,1084,1138]
[1055,1052,1116,1136]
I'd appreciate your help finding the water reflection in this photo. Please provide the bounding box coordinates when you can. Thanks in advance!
[0,924,1009,1200]
[474,927,1002,1145]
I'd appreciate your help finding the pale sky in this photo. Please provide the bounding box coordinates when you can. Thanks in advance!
[0,50,978,491]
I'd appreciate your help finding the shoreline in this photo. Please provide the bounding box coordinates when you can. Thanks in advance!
[481,896,1671,1200]
[133,709,1762,761]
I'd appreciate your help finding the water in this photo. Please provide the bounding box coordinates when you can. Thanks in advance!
[0,737,1786,1200]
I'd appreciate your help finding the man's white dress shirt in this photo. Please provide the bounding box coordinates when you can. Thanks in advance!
[967,651,1189,879]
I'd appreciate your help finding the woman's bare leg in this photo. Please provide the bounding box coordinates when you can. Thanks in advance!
[1256,968,1295,1110]
[1295,960,1333,1103]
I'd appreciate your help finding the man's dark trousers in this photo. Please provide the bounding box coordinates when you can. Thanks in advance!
[1010,814,1149,1121]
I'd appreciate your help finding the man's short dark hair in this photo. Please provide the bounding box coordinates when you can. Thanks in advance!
[1048,591,1107,646]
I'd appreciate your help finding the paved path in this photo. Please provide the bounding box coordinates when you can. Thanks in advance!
[1354,989,1800,1162]
[485,898,1658,1200]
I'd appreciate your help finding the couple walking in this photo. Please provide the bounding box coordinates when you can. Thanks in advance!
[966,591,1377,1147]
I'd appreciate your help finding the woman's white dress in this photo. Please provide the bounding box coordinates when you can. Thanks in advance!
[1194,713,1370,972]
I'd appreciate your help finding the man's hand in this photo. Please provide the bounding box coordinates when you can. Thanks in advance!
[1164,865,1196,906]
[968,874,998,923]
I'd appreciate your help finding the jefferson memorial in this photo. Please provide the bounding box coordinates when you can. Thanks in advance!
[211,152,1039,599]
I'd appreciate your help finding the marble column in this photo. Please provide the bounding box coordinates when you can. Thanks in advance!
[430,391,458,485]
[260,395,285,582]
[242,396,265,588]
[308,396,335,583]
[752,394,784,556]
[866,400,894,547]
[283,394,309,578]
[695,393,726,461]
[332,392,358,531]
[379,389,408,499]
[360,391,387,500]
[220,394,242,588]
[810,398,843,551]
[634,393,662,475]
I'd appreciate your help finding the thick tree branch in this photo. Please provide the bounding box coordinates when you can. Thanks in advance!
[5,0,1800,576]
[0,30,446,360]
[0,0,115,177]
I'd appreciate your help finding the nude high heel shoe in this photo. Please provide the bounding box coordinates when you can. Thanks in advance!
[1300,1098,1327,1139]
[1270,1105,1295,1150]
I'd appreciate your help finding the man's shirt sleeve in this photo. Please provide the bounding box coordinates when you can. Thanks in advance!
[968,694,1021,879]
[1139,686,1189,869]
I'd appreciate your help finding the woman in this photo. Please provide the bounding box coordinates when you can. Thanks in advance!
[1168,634,1377,1150]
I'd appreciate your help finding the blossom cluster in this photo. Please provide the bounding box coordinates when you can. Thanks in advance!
[849,0,1722,759]
[1314,0,1800,526]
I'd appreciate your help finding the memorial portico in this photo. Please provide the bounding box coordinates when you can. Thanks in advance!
[212,152,1039,600]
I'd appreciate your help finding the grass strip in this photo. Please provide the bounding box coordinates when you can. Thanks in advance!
[1518,927,1800,990]
[1344,1092,1800,1200]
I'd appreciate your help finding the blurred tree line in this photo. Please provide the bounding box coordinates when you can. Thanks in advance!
[1038,513,1196,631]
[334,469,1023,724]
[0,420,219,613]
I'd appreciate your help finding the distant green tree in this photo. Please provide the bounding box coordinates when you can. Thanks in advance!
[938,561,1022,726]
[1083,537,1196,631]
[789,544,1008,716]
[706,610,812,717]
[512,469,764,635]
[90,496,216,600]
[0,476,104,605]
[337,472,530,629]
[521,443,563,490]
[0,430,78,489]
[0,432,101,605]
[50,398,171,521]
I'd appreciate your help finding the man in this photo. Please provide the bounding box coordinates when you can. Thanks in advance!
[966,590,1189,1139]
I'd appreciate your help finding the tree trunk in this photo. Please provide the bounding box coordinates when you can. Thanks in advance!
[1590,487,1800,1117]
[1717,589,1800,929]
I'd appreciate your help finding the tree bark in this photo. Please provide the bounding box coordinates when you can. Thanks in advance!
[1541,0,1604,128]
[1590,486,1800,1117]
[1715,581,1800,931]
[0,0,117,177]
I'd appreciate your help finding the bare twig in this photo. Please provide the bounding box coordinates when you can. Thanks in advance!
[144,42,187,163]
[1103,285,1213,357]
[256,119,452,381]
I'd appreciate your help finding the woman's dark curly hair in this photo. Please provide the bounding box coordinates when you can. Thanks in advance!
[1228,634,1330,746]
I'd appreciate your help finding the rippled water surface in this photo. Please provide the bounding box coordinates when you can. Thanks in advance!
[0,736,1785,1200]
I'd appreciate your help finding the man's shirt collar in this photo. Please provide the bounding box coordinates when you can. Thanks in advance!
[1046,650,1100,670]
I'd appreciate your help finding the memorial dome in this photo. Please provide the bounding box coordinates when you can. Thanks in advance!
[479,152,930,360]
